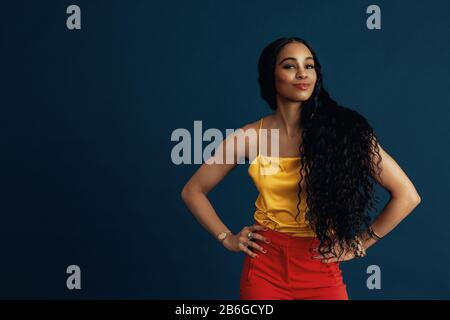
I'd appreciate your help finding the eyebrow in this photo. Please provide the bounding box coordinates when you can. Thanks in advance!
[278,56,314,65]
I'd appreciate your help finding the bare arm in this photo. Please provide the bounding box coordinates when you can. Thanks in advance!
[181,122,269,257]
[181,125,250,238]
[362,142,422,249]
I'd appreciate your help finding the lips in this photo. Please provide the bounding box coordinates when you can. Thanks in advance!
[293,83,311,90]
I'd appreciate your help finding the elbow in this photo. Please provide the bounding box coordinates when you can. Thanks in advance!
[181,182,206,202]
[181,184,198,202]
[408,192,421,207]
[392,191,421,208]
[181,185,190,202]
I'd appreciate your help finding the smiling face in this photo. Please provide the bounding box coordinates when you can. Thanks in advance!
[274,41,317,103]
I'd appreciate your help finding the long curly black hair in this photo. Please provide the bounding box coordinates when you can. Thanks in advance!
[257,37,382,259]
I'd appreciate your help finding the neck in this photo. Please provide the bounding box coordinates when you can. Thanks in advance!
[274,96,302,137]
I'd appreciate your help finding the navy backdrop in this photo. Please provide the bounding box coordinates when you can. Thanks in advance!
[1,0,449,299]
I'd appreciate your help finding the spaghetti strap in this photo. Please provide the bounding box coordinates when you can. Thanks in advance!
[257,118,263,156]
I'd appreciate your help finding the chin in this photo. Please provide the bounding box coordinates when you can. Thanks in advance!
[294,94,313,102]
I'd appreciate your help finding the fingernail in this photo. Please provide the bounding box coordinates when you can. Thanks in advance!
[262,249,267,253]
[263,228,268,231]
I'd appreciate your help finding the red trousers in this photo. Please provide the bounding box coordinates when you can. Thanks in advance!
[240,223,349,300]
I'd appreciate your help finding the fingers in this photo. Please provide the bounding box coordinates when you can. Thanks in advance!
[237,224,273,258]
[249,224,267,232]
[312,250,353,263]
[311,248,337,263]
[247,232,271,244]
[312,255,337,263]
[238,234,267,255]
[245,225,271,243]
[238,242,258,258]
[244,239,267,255]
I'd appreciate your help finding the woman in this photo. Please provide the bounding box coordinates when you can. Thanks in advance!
[181,37,421,300]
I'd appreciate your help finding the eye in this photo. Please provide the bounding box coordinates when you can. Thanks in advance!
[306,64,315,69]
[283,64,296,69]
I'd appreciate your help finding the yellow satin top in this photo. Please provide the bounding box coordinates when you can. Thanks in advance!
[248,118,317,237]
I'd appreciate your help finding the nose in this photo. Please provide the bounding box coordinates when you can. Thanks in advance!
[296,70,307,79]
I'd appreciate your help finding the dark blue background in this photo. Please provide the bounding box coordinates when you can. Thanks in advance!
[1,0,448,299]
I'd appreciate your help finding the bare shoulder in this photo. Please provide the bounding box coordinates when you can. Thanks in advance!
[237,115,272,160]
[238,115,271,139]
[234,119,259,148]
[241,114,272,132]
[240,118,259,132]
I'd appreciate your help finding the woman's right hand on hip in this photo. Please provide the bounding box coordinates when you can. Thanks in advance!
[222,224,271,258]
